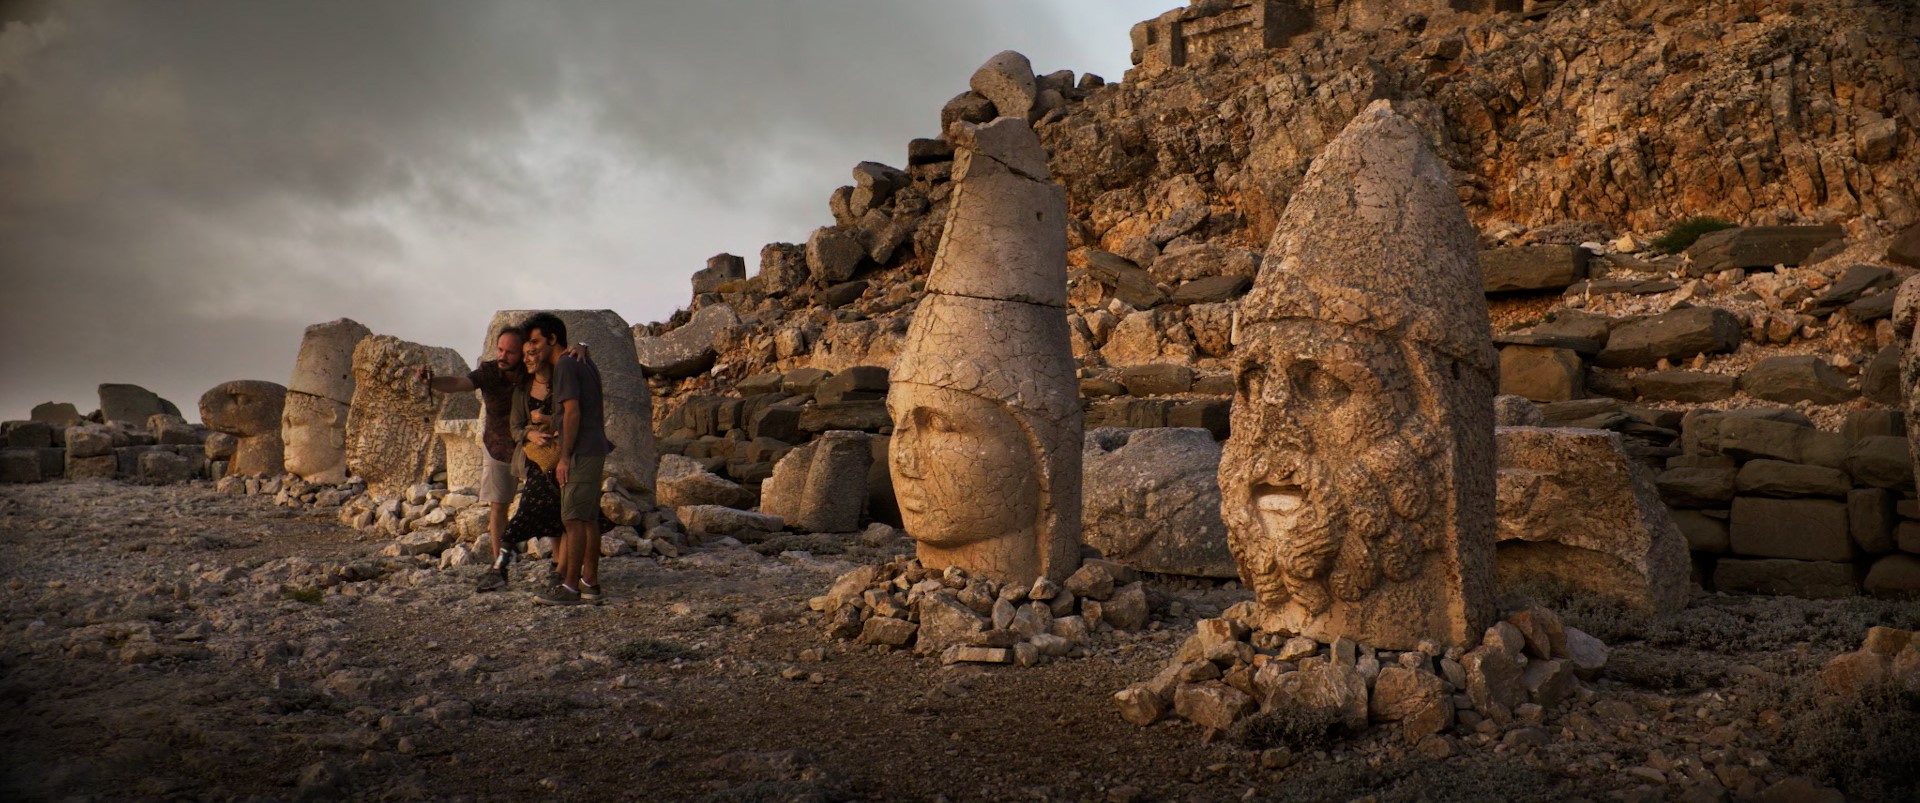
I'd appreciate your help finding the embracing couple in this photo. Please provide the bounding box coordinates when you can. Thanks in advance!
[425,312,612,606]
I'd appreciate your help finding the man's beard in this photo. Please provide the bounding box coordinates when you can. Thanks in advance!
[1231,418,1443,616]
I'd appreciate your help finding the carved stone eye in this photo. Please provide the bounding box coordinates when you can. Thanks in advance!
[1287,360,1350,405]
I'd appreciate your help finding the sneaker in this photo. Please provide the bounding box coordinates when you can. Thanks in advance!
[534,585,584,606]
[475,570,507,593]
[579,582,604,603]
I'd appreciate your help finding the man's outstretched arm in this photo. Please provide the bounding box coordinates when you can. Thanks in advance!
[417,366,476,394]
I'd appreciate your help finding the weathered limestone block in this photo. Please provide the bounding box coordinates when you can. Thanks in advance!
[1480,245,1588,293]
[30,402,82,427]
[691,253,745,295]
[1495,427,1691,615]
[762,431,872,533]
[633,304,739,380]
[199,380,288,478]
[99,384,180,425]
[283,318,371,484]
[1221,101,1497,651]
[659,454,756,511]
[890,117,1082,587]
[490,310,656,499]
[434,419,484,492]
[1684,225,1845,276]
[1082,428,1235,578]
[968,50,1038,123]
[345,335,466,498]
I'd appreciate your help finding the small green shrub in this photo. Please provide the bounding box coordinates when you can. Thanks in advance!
[612,637,696,663]
[1651,216,1737,254]
[282,587,324,605]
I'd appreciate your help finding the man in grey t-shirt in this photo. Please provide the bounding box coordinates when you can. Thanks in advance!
[523,312,615,606]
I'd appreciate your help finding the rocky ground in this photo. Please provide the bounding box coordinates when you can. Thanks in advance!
[3,481,1917,802]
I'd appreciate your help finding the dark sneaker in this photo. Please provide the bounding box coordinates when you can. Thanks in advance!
[580,582,605,603]
[534,585,584,606]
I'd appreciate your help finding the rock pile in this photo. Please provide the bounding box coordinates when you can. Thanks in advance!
[811,555,1151,666]
[1115,604,1608,749]
[1,417,209,484]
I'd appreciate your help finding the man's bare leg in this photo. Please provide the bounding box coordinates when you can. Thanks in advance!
[561,521,589,590]
[582,527,601,588]
[488,503,508,560]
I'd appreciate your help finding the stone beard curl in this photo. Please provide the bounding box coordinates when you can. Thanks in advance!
[1225,335,1450,617]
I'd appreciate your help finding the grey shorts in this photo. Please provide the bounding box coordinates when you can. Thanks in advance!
[560,453,606,523]
[477,454,516,504]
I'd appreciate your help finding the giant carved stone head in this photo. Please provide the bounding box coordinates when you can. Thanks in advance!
[1221,100,1497,650]
[889,117,1082,587]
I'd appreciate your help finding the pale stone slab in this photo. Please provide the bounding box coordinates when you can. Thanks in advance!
[283,318,371,483]
[1494,427,1691,615]
[1222,100,1496,651]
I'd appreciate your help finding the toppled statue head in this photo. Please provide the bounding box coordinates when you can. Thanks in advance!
[889,116,1082,587]
[1221,100,1497,650]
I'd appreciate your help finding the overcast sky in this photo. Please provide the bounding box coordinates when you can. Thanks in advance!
[0,0,1173,422]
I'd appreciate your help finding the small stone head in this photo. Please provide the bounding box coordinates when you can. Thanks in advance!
[199,380,288,437]
[888,383,1042,552]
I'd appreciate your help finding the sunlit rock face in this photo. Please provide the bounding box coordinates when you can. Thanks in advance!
[889,116,1082,588]
[345,335,466,498]
[1221,100,1497,651]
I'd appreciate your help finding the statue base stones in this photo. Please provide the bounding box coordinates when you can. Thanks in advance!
[1114,605,1608,747]
[811,556,1150,667]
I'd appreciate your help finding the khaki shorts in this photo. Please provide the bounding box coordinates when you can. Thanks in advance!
[560,453,605,523]
[477,454,516,505]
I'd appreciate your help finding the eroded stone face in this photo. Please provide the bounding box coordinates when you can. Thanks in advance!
[888,117,1081,587]
[199,380,288,478]
[283,318,370,484]
[282,392,350,484]
[1220,100,1496,651]
[345,335,466,498]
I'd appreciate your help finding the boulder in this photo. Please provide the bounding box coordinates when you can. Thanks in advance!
[1082,428,1236,578]
[199,380,288,478]
[677,505,784,538]
[1595,307,1743,368]
[138,451,195,484]
[98,384,179,426]
[806,227,865,284]
[1119,364,1194,396]
[1169,275,1251,305]
[1864,555,1920,599]
[1684,225,1846,276]
[1633,371,1736,403]
[658,454,756,511]
[759,431,872,533]
[30,402,82,427]
[434,419,485,492]
[344,335,467,498]
[1481,245,1588,293]
[1734,460,1851,498]
[1084,250,1166,309]
[633,304,739,380]
[968,50,1038,122]
[691,253,746,295]
[1495,427,1691,614]
[1714,559,1858,597]
[1844,436,1913,489]
[1498,346,1583,403]
[1807,264,1898,315]
[1728,497,1852,561]
[1738,356,1856,405]
[489,310,657,498]
[1,449,42,483]
[1655,467,1737,508]
[1671,510,1730,553]
[5,421,52,449]
[815,366,889,404]
[757,242,809,297]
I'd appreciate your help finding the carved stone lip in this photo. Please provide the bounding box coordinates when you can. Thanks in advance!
[1252,484,1306,513]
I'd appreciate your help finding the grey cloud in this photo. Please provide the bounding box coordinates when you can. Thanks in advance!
[0,0,1169,421]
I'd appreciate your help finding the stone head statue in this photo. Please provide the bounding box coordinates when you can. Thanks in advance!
[1221,100,1496,650]
[199,379,288,478]
[889,116,1083,587]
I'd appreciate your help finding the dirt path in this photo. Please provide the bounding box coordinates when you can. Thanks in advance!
[3,481,1916,801]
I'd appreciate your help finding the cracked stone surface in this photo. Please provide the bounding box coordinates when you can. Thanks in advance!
[345,336,468,499]
[1221,100,1497,651]
[890,116,1082,587]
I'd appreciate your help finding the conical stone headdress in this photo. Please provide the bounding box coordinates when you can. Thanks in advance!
[891,116,1083,583]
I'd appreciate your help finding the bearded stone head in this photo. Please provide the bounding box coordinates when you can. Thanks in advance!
[1218,99,1497,650]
